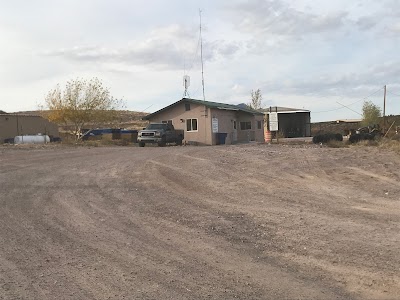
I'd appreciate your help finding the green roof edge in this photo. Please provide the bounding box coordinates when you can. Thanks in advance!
[143,98,263,120]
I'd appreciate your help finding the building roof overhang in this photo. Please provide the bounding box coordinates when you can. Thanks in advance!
[261,106,310,114]
[143,98,263,120]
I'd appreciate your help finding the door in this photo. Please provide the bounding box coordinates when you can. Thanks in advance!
[232,120,238,143]
[165,123,174,142]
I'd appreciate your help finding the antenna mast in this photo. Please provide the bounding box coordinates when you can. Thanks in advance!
[183,75,190,98]
[199,9,206,101]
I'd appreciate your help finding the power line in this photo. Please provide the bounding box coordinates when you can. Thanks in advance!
[387,90,400,97]
[336,101,362,116]
[312,86,385,114]
[340,86,385,106]
[139,104,153,113]
[312,106,346,114]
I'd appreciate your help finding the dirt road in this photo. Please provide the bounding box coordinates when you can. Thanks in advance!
[1,144,399,299]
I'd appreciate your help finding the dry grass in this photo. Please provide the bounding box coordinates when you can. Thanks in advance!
[349,137,400,154]
[326,140,348,148]
[378,138,400,154]
[351,140,379,147]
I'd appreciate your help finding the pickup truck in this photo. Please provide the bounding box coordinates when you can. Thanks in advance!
[138,123,184,147]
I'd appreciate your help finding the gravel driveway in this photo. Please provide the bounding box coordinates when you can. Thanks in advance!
[1,143,399,299]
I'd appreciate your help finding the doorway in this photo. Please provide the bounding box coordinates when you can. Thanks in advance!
[232,120,238,143]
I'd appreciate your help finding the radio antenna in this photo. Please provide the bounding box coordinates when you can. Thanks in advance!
[199,9,206,101]
[183,75,190,98]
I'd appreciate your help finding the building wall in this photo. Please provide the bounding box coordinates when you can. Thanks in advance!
[209,110,264,144]
[255,114,265,142]
[236,113,264,142]
[209,109,236,145]
[147,102,264,145]
[0,115,59,142]
[147,102,212,145]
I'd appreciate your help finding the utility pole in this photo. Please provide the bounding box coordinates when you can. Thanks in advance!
[383,85,387,133]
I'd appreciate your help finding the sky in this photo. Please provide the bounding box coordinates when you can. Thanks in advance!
[0,0,399,122]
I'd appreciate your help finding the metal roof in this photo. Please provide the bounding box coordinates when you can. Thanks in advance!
[0,114,43,117]
[335,119,362,123]
[143,98,264,120]
[261,106,310,113]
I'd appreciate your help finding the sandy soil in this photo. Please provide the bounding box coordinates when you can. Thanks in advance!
[0,143,399,299]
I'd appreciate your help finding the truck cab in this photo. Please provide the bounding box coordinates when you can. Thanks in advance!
[138,123,184,147]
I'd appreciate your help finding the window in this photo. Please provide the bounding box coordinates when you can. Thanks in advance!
[161,120,173,125]
[146,124,166,130]
[257,121,262,129]
[186,118,198,131]
[233,120,237,130]
[185,103,191,111]
[240,121,251,130]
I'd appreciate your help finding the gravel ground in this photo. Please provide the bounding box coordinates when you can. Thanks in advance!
[0,143,399,299]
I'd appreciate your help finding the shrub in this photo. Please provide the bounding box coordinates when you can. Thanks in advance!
[313,133,343,144]
[349,133,378,144]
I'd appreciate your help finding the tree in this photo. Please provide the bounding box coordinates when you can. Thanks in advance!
[361,100,381,126]
[43,78,123,139]
[248,89,262,110]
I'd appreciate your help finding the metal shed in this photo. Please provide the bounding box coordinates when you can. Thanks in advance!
[0,113,59,143]
[262,107,311,138]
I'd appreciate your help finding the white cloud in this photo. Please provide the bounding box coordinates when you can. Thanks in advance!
[0,0,399,122]
[356,16,378,30]
[41,25,243,71]
[386,22,400,34]
[227,0,349,37]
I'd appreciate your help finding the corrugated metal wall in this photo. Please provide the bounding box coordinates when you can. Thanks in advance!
[278,112,311,138]
[0,115,59,142]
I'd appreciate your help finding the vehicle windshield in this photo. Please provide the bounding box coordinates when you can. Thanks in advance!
[146,124,167,130]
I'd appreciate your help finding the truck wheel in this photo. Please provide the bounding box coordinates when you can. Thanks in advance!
[158,137,166,147]
[139,142,145,147]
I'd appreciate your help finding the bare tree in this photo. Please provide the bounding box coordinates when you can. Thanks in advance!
[43,78,123,139]
[248,89,262,110]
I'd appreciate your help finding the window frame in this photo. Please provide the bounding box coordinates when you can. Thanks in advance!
[240,121,252,130]
[186,118,198,132]
[185,103,191,111]
[257,120,262,129]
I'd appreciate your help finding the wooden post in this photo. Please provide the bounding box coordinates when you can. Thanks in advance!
[384,121,396,138]
[269,106,272,142]
[383,85,387,132]
[276,106,279,143]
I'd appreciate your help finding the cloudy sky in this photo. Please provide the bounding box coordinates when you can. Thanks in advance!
[0,0,399,122]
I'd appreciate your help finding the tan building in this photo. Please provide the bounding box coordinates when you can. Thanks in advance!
[144,98,265,145]
[0,114,59,142]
